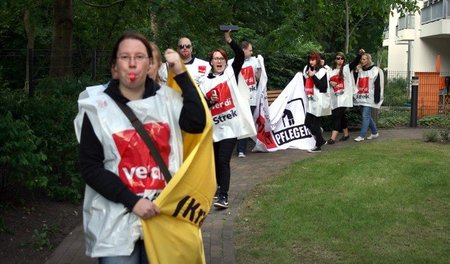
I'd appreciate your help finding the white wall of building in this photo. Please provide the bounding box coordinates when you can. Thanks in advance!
[386,11,409,77]
[386,1,450,77]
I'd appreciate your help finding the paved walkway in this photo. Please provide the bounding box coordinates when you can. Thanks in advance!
[46,128,425,264]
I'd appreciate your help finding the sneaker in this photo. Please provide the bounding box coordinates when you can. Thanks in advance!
[238,152,246,158]
[354,136,365,142]
[214,195,229,209]
[326,139,335,145]
[307,146,322,153]
[213,188,220,200]
[367,133,379,140]
[339,135,350,141]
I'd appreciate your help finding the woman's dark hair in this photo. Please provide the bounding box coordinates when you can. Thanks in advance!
[240,40,252,49]
[307,51,322,70]
[332,51,346,79]
[110,31,153,66]
[208,48,228,65]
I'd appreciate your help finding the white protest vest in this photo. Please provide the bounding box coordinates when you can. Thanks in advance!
[159,58,210,86]
[353,66,384,109]
[230,57,261,106]
[74,84,183,257]
[303,66,332,117]
[185,58,211,85]
[199,67,256,142]
[329,64,354,109]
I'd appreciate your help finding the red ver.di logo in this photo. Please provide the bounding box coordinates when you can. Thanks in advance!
[241,66,256,86]
[206,81,235,116]
[305,77,314,96]
[330,75,344,93]
[357,77,369,94]
[198,65,206,74]
[112,122,170,194]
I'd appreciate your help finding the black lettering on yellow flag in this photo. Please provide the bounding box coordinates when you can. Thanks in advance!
[172,195,207,226]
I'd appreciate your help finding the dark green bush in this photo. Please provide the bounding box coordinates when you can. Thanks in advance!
[0,112,49,190]
[25,76,91,202]
[418,114,450,129]
[384,77,410,107]
[265,52,305,89]
[0,75,93,202]
[346,107,362,129]
[378,110,410,128]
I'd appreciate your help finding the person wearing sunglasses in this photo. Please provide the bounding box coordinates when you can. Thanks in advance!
[326,49,364,144]
[159,37,210,86]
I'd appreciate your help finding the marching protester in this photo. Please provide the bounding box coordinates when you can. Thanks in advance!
[326,49,363,144]
[353,52,384,142]
[74,31,206,263]
[159,37,211,85]
[302,51,331,153]
[199,30,255,209]
[229,40,261,158]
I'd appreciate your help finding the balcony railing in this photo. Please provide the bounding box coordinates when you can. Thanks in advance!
[421,0,450,24]
[398,14,415,30]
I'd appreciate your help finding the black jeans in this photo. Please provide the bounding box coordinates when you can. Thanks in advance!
[213,137,237,196]
[305,113,324,147]
[331,107,348,131]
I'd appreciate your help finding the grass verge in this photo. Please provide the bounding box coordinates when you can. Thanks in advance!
[235,140,449,263]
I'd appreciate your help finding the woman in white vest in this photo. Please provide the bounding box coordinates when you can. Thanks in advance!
[353,52,384,141]
[74,32,206,263]
[199,31,255,209]
[326,50,363,144]
[302,51,331,152]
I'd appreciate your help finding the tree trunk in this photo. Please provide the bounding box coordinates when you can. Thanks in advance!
[150,13,158,40]
[23,9,35,94]
[345,0,349,54]
[49,0,73,77]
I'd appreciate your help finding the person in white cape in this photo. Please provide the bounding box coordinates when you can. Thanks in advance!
[74,32,206,263]
[198,30,256,209]
[326,49,364,144]
[353,52,384,142]
[229,40,261,158]
[302,51,331,153]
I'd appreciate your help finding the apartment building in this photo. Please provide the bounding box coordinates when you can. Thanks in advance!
[384,0,449,75]
[383,0,449,117]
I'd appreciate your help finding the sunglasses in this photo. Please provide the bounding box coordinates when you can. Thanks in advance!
[335,57,344,60]
[178,44,192,49]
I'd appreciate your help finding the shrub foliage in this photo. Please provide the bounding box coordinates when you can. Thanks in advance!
[0,76,90,202]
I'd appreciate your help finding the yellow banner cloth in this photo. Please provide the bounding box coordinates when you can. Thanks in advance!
[141,65,216,264]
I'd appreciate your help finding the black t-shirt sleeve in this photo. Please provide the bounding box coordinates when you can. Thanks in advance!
[374,73,381,104]
[312,73,328,93]
[79,113,140,211]
[229,40,245,82]
[174,72,206,133]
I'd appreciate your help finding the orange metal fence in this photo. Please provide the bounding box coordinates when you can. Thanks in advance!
[415,72,449,118]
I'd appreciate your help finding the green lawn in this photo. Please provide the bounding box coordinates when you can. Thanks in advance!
[235,140,450,263]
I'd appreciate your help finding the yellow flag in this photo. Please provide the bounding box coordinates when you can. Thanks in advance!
[141,64,216,264]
